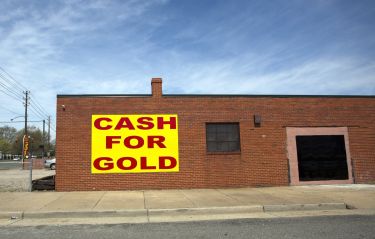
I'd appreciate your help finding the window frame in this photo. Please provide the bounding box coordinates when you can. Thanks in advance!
[205,122,241,153]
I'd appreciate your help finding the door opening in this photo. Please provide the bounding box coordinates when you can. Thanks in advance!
[296,135,348,181]
[286,127,353,185]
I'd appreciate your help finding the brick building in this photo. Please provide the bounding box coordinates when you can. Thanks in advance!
[56,78,375,191]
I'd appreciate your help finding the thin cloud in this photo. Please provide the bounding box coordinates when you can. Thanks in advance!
[0,0,374,139]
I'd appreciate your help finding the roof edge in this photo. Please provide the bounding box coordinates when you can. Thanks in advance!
[57,94,375,98]
[57,94,151,98]
[165,94,375,98]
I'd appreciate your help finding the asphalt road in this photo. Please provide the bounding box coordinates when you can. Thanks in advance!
[1,215,374,239]
[0,160,21,170]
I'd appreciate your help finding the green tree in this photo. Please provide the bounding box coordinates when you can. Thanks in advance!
[12,126,44,157]
[0,126,17,154]
[0,138,12,154]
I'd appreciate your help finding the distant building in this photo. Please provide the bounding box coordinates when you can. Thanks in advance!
[56,78,375,191]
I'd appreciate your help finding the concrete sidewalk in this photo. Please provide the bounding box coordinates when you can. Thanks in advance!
[1,184,374,226]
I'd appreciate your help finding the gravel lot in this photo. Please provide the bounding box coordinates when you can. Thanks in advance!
[0,168,55,192]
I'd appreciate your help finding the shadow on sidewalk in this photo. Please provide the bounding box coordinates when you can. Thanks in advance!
[32,175,55,191]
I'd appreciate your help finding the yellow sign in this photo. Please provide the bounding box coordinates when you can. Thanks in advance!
[23,135,29,159]
[91,115,179,174]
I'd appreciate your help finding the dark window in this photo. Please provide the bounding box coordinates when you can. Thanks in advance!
[206,123,240,152]
[296,135,349,181]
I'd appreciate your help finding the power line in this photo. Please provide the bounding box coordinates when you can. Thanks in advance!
[0,66,56,135]
[50,122,56,129]
[49,116,56,131]
[29,104,47,119]
[0,105,22,116]
[0,66,53,123]
[29,96,49,116]
[0,75,24,99]
[0,120,43,124]
[0,89,51,125]
[28,107,46,120]
[49,117,56,126]
[0,72,26,93]
[0,71,50,117]
[0,78,24,98]
[0,88,23,103]
[0,66,28,92]
[0,71,24,103]
[29,98,49,118]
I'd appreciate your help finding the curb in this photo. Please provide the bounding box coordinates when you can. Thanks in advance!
[0,203,348,220]
[0,211,23,220]
[149,205,263,217]
[23,209,147,219]
[263,203,347,212]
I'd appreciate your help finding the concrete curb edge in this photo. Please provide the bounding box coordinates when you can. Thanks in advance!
[0,203,348,220]
[263,203,347,212]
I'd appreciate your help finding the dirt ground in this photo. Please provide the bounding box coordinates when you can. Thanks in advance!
[0,169,55,192]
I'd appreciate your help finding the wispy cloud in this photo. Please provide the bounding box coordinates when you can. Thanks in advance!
[0,0,374,138]
[0,0,168,135]
[161,54,375,95]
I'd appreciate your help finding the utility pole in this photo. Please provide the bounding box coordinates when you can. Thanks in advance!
[24,91,28,137]
[22,90,33,192]
[22,91,30,166]
[48,116,51,154]
[42,119,45,158]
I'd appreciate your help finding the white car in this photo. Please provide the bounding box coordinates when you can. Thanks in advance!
[13,157,20,161]
[44,158,56,170]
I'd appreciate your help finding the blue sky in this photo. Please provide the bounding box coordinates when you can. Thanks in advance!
[0,0,375,139]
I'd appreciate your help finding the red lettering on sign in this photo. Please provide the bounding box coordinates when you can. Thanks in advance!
[157,116,176,129]
[159,156,177,169]
[106,136,121,149]
[140,156,156,170]
[94,118,112,130]
[115,117,135,130]
[93,156,177,171]
[95,116,178,130]
[124,136,144,149]
[117,157,137,170]
[147,136,166,148]
[93,157,114,170]
[137,117,154,130]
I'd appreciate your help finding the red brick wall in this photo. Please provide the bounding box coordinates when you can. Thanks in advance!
[23,158,45,170]
[56,89,375,191]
